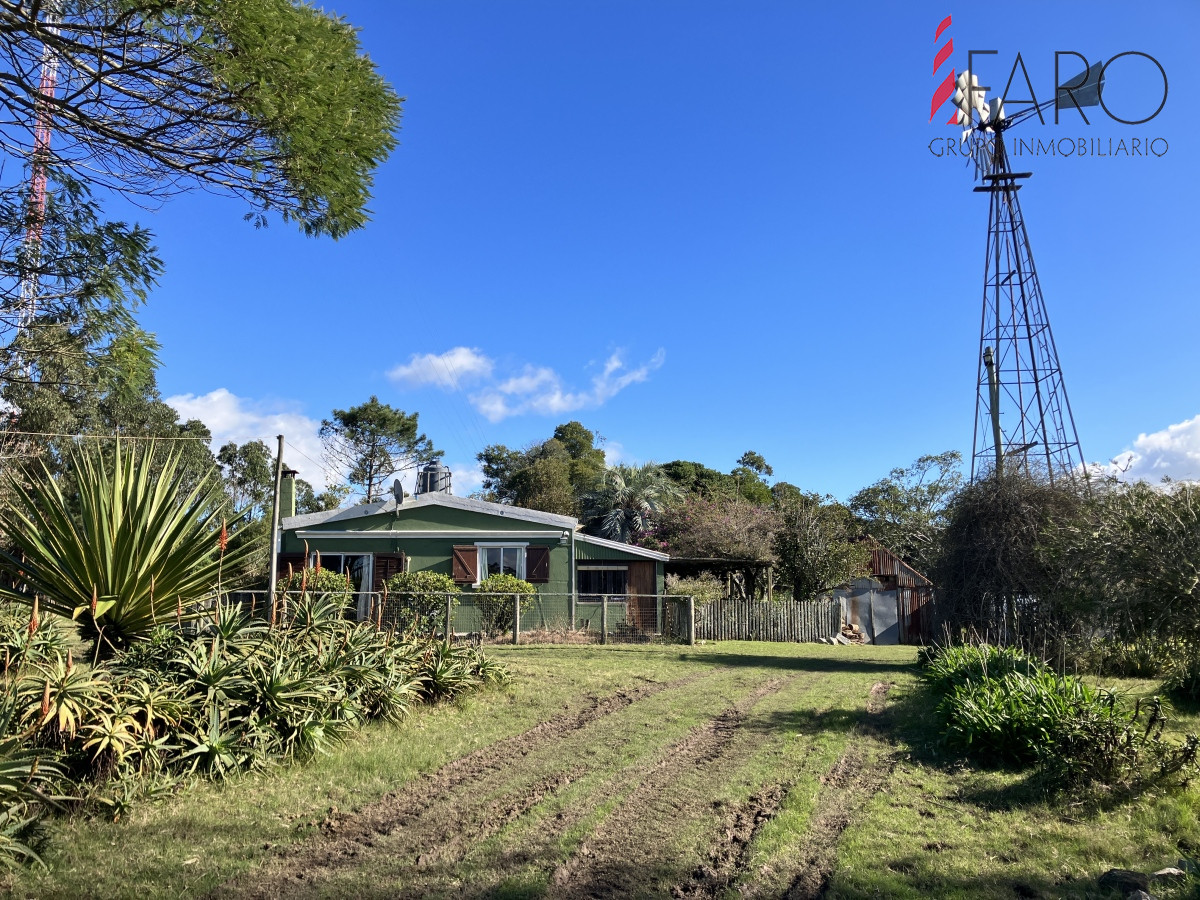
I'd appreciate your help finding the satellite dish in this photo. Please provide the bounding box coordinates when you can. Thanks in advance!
[392,479,404,504]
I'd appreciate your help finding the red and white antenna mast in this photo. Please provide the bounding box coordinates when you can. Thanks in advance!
[18,1,62,333]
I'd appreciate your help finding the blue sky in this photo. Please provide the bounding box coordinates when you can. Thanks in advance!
[142,1,1200,498]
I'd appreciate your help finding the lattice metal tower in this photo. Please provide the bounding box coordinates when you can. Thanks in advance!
[969,128,1085,483]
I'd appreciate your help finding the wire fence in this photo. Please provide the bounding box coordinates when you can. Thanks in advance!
[203,590,847,647]
[221,590,696,645]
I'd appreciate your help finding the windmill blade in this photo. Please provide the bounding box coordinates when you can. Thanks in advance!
[1057,57,1106,111]
[953,71,988,141]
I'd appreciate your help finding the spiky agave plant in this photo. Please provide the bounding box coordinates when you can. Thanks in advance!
[0,442,249,654]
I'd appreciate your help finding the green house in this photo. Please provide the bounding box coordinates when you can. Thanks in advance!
[275,473,668,633]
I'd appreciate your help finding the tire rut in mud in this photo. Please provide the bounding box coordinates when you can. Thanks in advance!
[545,676,798,900]
[782,681,896,900]
[668,781,790,899]
[214,669,716,899]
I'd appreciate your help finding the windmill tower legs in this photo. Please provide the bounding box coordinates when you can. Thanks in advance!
[970,132,1085,483]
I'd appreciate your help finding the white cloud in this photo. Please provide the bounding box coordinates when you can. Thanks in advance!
[496,366,559,396]
[446,460,484,497]
[387,347,494,389]
[468,349,666,423]
[165,388,330,489]
[1092,413,1200,483]
[602,440,626,466]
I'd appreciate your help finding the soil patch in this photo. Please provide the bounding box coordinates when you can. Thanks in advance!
[546,677,796,899]
[784,681,896,900]
[670,782,790,899]
[215,670,714,899]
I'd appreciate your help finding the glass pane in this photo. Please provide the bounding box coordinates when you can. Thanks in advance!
[502,547,520,576]
[577,569,627,597]
[313,553,342,572]
[485,547,501,577]
[348,556,368,590]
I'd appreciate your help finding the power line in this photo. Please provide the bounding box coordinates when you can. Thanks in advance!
[0,430,209,442]
[283,438,325,473]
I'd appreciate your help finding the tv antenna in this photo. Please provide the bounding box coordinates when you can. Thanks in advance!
[951,63,1102,483]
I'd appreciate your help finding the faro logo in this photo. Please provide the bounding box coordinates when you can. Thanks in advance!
[929,15,1168,126]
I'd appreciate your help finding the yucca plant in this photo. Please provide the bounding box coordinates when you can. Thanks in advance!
[0,442,249,654]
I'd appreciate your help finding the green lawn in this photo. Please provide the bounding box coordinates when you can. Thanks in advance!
[3,642,1197,899]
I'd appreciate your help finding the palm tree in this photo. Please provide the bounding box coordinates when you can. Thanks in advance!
[581,463,682,544]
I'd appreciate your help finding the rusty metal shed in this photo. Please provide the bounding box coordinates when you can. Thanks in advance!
[831,542,934,645]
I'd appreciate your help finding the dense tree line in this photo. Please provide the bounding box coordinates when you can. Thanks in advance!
[474,427,873,602]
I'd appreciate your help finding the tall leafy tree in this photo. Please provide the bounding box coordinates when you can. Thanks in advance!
[217,440,273,516]
[215,439,341,580]
[1,322,218,493]
[507,448,576,517]
[662,457,771,505]
[320,396,436,503]
[657,496,778,561]
[848,451,963,574]
[476,443,526,505]
[0,0,402,239]
[655,495,779,598]
[0,175,161,390]
[475,421,606,516]
[552,421,607,496]
[661,460,734,497]
[737,450,773,478]
[296,479,349,515]
[773,492,870,601]
[0,2,399,402]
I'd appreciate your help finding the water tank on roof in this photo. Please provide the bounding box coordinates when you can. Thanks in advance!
[417,461,452,495]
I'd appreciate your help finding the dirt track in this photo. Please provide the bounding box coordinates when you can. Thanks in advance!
[217,657,897,900]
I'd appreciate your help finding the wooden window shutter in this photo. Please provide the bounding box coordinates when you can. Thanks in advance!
[526,546,550,583]
[451,545,478,584]
[275,553,306,584]
[373,553,406,593]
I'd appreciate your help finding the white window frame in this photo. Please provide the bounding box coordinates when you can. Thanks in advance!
[474,542,528,585]
[306,553,375,621]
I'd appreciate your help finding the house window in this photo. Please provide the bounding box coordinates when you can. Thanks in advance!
[577,566,628,600]
[477,544,525,581]
[308,553,370,586]
[308,553,373,619]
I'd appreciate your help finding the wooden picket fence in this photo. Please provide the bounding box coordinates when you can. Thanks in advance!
[695,597,841,643]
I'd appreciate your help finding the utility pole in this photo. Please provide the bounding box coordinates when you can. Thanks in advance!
[267,434,285,601]
[983,346,1004,476]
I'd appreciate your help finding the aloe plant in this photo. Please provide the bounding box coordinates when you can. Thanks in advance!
[0,442,247,653]
[0,699,61,869]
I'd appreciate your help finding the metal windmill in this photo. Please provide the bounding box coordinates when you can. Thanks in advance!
[951,65,1101,483]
